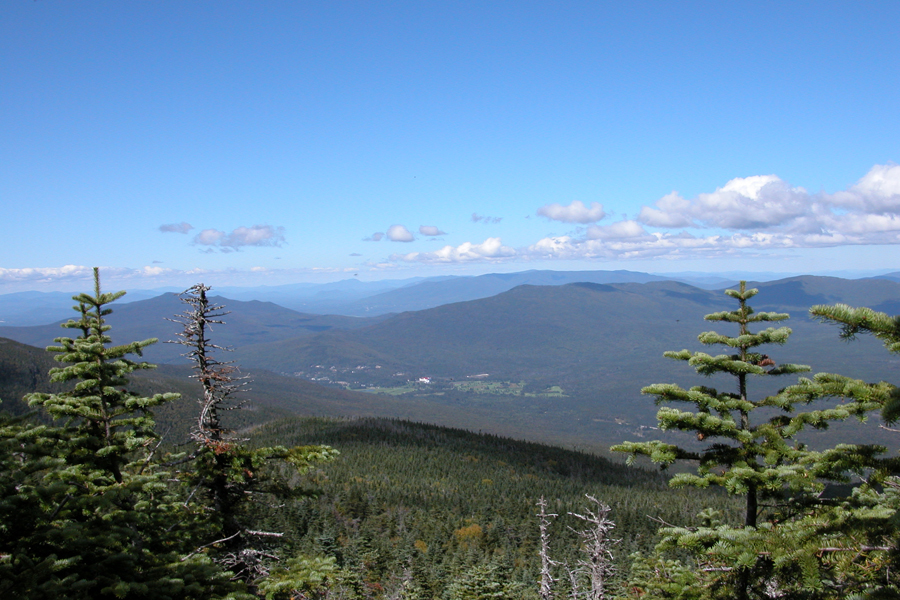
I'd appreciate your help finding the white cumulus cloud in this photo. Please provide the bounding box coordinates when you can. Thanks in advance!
[637,192,695,228]
[0,265,96,283]
[522,231,799,262]
[391,237,515,263]
[386,225,415,242]
[195,229,227,245]
[826,163,900,213]
[697,175,810,229]
[628,164,900,250]
[537,200,606,224]
[140,266,169,276]
[586,220,650,240]
[637,175,810,230]
[376,164,900,267]
[515,164,900,262]
[0,265,187,289]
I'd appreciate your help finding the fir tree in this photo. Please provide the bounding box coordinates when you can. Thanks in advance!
[613,282,890,599]
[808,303,900,423]
[777,302,900,598]
[0,269,240,599]
[613,282,811,527]
[444,561,530,600]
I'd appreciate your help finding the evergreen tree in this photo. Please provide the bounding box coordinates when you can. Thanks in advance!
[779,302,900,598]
[255,555,355,600]
[443,561,530,600]
[613,282,811,525]
[0,269,240,599]
[613,282,889,599]
[808,303,900,423]
[0,410,72,596]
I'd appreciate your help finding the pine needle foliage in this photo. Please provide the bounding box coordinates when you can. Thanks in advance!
[779,301,900,598]
[613,282,811,529]
[809,302,900,423]
[613,282,894,599]
[0,268,241,599]
[31,268,175,478]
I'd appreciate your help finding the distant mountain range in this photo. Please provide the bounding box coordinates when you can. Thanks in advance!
[4,268,900,326]
[3,273,899,451]
[290,269,675,315]
[0,288,175,327]
[0,293,387,364]
[0,269,675,324]
[231,277,900,432]
[0,267,865,326]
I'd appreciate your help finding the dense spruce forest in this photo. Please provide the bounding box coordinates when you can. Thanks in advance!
[244,416,740,599]
[2,270,900,599]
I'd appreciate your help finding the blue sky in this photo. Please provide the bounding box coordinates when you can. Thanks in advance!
[3,1,899,291]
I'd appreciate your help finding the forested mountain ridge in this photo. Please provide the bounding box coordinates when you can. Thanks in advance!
[1,336,605,449]
[749,275,900,313]
[0,337,65,416]
[0,292,387,364]
[310,268,672,316]
[232,278,900,446]
[4,275,900,451]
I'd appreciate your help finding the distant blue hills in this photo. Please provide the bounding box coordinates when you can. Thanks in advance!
[0,268,761,326]
[4,268,898,328]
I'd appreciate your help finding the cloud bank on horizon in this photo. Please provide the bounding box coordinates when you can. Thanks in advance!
[390,163,900,265]
[3,163,899,287]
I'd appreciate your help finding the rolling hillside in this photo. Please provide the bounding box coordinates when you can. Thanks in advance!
[0,337,65,416]
[239,281,716,383]
[243,416,743,598]
[237,276,900,396]
[230,277,900,448]
[1,336,593,449]
[0,292,386,365]
[750,275,900,314]
[320,269,673,316]
[3,275,900,450]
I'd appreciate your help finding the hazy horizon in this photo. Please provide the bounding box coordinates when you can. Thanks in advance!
[1,265,898,296]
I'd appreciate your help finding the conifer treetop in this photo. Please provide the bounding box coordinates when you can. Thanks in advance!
[614,280,897,599]
[3,268,239,599]
[613,280,814,529]
[26,268,176,475]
